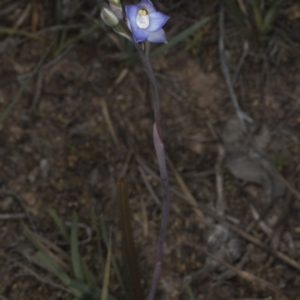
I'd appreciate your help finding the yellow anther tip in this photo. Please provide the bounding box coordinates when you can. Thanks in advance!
[138,8,148,15]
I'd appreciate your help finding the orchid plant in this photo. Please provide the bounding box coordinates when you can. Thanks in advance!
[101,0,170,299]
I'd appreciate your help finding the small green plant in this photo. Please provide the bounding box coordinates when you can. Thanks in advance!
[223,0,284,43]
[24,210,118,300]
[273,153,287,172]
[25,179,145,300]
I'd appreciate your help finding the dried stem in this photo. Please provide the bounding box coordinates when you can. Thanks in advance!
[219,3,252,131]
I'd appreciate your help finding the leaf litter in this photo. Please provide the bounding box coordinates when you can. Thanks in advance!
[222,117,286,199]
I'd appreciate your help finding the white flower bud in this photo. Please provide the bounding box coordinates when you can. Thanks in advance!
[109,0,122,7]
[101,7,119,27]
[109,3,123,20]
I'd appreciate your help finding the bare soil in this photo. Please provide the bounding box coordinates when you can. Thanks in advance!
[0,1,300,299]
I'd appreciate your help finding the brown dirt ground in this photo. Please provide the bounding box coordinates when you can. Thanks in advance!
[0,0,300,299]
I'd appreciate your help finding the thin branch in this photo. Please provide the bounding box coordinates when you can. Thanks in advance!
[0,213,26,220]
[138,166,161,208]
[167,156,206,227]
[1,190,37,233]
[215,144,226,214]
[140,158,300,273]
[200,248,289,300]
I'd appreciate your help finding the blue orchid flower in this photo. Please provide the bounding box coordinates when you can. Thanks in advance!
[125,0,169,43]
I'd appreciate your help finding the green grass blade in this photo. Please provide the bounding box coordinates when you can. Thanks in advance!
[36,251,83,299]
[71,212,84,281]
[101,236,112,300]
[223,0,248,26]
[36,251,71,286]
[36,251,81,298]
[36,251,83,298]
[0,27,41,40]
[68,280,119,300]
[274,27,300,55]
[251,0,263,30]
[49,209,95,286]
[100,217,129,299]
[56,0,62,24]
[0,49,48,124]
[150,17,210,58]
[81,259,96,287]
[54,22,103,55]
[183,278,196,300]
[0,82,27,124]
[262,0,283,34]
[49,208,70,242]
[69,279,91,296]
[23,228,48,255]
[118,180,143,300]
[92,210,103,264]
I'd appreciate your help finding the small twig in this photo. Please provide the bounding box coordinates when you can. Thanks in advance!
[107,68,128,94]
[215,144,226,214]
[137,161,300,272]
[225,222,300,272]
[229,298,272,300]
[1,190,37,233]
[0,252,70,293]
[277,172,300,203]
[30,71,44,112]
[140,198,149,237]
[0,3,19,16]
[64,221,92,245]
[237,0,248,15]
[232,42,249,85]
[249,204,273,237]
[138,166,161,208]
[118,150,132,180]
[200,247,289,300]
[270,195,292,251]
[158,82,184,102]
[23,225,71,272]
[249,136,300,203]
[0,213,26,220]
[167,156,206,227]
[219,3,252,131]
[36,24,86,35]
[17,45,74,83]
[101,98,120,147]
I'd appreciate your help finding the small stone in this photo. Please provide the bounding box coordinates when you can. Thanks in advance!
[22,192,36,206]
[28,167,39,183]
[40,159,49,178]
[0,90,5,104]
[0,196,14,211]
[89,167,99,187]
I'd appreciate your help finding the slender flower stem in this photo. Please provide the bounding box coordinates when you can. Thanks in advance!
[134,42,170,300]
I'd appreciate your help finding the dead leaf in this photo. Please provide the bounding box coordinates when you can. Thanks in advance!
[222,117,285,199]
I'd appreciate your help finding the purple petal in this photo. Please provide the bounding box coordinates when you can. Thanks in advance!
[148,12,169,32]
[137,0,156,13]
[131,26,149,43]
[147,28,167,43]
[125,4,149,42]
[125,5,138,29]
[126,18,131,31]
